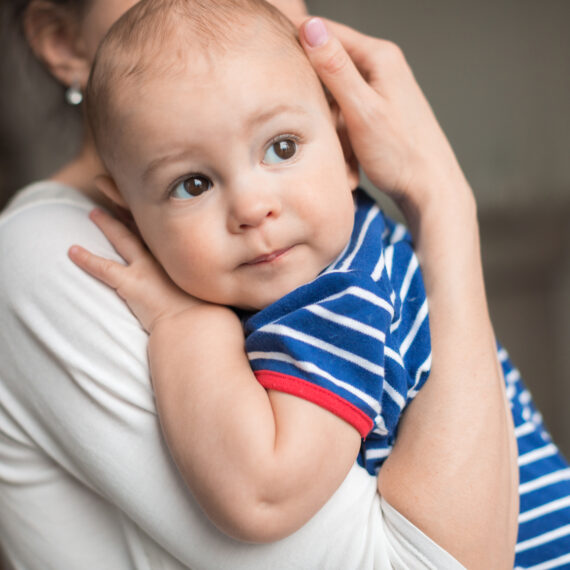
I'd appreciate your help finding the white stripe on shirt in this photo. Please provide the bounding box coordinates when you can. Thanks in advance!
[258,324,385,377]
[318,285,395,319]
[400,299,429,357]
[515,524,570,553]
[518,443,558,466]
[306,304,386,343]
[518,496,570,524]
[338,205,380,271]
[519,469,570,495]
[399,255,419,303]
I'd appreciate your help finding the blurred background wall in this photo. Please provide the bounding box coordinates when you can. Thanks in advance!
[1,0,569,456]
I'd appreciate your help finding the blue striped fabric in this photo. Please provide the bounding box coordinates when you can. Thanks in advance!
[245,190,430,462]
[243,189,570,567]
[505,347,570,568]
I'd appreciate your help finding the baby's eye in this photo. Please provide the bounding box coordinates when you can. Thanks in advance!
[263,138,297,165]
[171,175,212,199]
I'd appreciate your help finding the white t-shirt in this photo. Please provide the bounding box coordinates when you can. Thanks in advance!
[0,182,464,569]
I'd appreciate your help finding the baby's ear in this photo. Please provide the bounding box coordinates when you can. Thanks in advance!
[94,174,140,235]
[329,97,360,190]
[94,174,129,209]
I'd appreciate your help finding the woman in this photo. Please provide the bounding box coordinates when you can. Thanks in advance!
[0,0,520,568]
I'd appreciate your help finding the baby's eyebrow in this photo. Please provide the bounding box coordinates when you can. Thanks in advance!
[141,148,196,185]
[244,103,309,135]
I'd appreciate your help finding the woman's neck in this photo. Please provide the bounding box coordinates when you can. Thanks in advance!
[50,138,112,208]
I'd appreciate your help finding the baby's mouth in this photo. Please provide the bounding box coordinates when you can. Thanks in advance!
[244,247,293,265]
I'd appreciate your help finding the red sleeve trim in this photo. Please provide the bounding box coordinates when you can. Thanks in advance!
[254,370,373,438]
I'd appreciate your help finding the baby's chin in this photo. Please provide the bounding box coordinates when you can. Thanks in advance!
[231,294,288,313]
[203,256,335,311]
[230,278,320,313]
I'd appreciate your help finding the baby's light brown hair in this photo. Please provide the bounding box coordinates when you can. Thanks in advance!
[86,0,306,171]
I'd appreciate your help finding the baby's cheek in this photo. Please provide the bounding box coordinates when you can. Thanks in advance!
[334,199,356,242]
[159,249,200,293]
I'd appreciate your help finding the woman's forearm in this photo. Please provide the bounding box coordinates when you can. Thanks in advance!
[297,21,519,564]
[379,174,519,569]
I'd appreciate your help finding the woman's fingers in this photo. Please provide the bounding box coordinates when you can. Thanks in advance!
[299,16,462,208]
[299,18,377,113]
[317,19,383,78]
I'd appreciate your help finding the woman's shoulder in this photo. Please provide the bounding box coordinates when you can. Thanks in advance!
[0,180,98,252]
[0,180,91,275]
[0,179,126,317]
[1,179,94,219]
[0,179,108,261]
[0,179,149,399]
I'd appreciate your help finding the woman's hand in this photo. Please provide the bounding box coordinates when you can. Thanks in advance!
[299,18,471,227]
[69,209,202,333]
[300,18,519,568]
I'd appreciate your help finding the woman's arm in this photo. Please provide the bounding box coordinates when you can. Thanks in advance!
[299,18,518,568]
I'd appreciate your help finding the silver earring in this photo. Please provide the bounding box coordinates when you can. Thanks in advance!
[65,80,83,106]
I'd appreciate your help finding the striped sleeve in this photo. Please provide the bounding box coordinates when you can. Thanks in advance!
[244,270,395,438]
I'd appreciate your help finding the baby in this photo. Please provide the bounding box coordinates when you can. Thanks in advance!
[86,0,427,477]
[73,0,570,561]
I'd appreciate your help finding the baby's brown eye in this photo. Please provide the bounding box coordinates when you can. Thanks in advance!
[274,140,296,159]
[171,175,212,199]
[264,138,297,164]
[184,176,211,195]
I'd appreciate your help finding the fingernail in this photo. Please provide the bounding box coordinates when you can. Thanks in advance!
[304,18,328,47]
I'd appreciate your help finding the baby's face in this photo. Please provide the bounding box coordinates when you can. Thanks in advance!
[109,38,356,310]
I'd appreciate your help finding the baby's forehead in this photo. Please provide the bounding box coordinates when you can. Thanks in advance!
[108,21,318,116]
[142,16,302,71]
[104,14,308,104]
[89,1,320,165]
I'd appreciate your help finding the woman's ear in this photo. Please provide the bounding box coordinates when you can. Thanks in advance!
[94,175,129,210]
[23,0,90,89]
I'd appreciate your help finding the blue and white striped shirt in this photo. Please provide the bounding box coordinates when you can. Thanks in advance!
[244,189,570,567]
[245,190,429,473]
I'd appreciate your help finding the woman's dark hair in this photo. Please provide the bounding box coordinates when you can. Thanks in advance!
[10,0,90,37]
[0,0,88,206]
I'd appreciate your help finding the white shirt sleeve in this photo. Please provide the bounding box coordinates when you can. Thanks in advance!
[0,183,464,569]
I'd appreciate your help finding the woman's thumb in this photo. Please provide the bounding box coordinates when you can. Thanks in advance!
[299,18,365,112]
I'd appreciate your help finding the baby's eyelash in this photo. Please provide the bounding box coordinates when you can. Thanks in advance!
[267,133,302,147]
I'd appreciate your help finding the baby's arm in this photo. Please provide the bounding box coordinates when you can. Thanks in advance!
[70,209,361,543]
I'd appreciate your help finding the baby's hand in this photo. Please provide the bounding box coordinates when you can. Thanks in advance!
[69,209,202,333]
